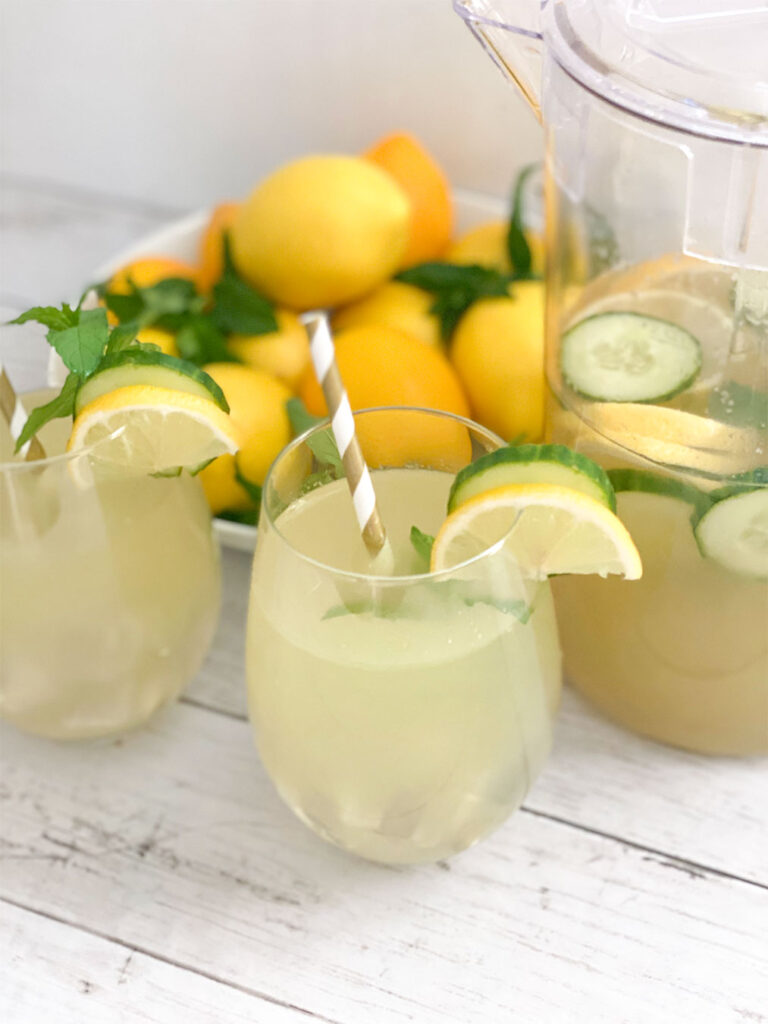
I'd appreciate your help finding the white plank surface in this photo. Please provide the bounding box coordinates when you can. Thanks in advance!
[1,901,307,1024]
[2,705,766,1024]
[2,177,767,1024]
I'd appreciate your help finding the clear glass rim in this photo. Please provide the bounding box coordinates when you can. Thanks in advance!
[262,405,514,586]
[0,424,126,475]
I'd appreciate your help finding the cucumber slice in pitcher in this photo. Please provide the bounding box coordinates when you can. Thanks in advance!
[561,312,702,403]
[608,468,712,517]
[74,350,229,414]
[448,443,616,512]
[693,469,768,579]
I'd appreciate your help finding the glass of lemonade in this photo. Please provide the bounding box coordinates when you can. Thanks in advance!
[0,391,221,740]
[246,407,561,864]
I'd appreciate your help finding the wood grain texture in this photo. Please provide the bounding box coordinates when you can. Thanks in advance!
[0,901,310,1024]
[2,703,767,1024]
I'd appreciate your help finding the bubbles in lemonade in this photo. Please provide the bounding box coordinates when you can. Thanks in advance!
[247,467,560,864]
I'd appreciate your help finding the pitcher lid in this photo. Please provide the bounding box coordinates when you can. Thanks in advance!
[461,0,768,144]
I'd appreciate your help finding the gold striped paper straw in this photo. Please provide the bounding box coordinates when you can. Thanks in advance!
[0,363,46,461]
[302,312,389,558]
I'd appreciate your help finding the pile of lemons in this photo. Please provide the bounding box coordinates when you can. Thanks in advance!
[109,133,546,518]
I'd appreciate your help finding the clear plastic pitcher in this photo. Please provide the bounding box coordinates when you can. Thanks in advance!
[456,0,768,754]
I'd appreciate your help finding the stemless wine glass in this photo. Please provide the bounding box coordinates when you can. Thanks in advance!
[246,407,562,864]
[0,394,221,740]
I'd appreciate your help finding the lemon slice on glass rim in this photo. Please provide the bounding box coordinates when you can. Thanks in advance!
[67,384,241,480]
[431,482,642,581]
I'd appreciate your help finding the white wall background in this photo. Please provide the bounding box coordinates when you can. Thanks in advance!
[1,0,542,212]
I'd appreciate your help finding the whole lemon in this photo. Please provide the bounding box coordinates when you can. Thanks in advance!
[228,309,310,392]
[198,362,292,514]
[332,280,441,348]
[298,324,470,469]
[230,155,411,310]
[450,281,545,442]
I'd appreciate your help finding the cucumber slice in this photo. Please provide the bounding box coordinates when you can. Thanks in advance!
[693,469,768,579]
[448,443,615,512]
[75,350,229,414]
[561,312,702,403]
[608,468,712,517]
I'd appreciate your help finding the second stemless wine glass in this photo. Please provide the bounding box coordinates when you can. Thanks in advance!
[0,394,221,740]
[246,407,562,864]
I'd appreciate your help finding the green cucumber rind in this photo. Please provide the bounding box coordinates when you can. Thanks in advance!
[692,485,768,579]
[561,311,702,404]
[706,466,768,504]
[608,468,712,518]
[448,443,616,512]
[74,350,229,414]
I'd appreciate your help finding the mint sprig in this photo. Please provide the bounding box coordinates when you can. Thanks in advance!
[396,261,511,340]
[7,296,229,452]
[97,234,277,366]
[396,165,544,341]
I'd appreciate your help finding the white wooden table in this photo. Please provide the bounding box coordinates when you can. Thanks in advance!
[1,178,767,1024]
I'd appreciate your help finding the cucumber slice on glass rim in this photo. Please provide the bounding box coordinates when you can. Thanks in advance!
[561,312,702,403]
[692,468,768,579]
[448,443,616,512]
[74,350,229,415]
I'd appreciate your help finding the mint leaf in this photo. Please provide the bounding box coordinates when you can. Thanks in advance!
[507,163,538,280]
[285,400,343,474]
[410,525,434,563]
[47,307,109,377]
[211,274,278,335]
[217,506,260,526]
[105,322,140,355]
[141,277,200,320]
[15,372,81,452]
[234,460,262,506]
[175,314,234,364]
[397,261,511,340]
[210,237,277,335]
[8,305,79,331]
[286,396,323,435]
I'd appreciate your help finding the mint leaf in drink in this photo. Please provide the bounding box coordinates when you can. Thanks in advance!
[47,307,109,377]
[14,371,81,452]
[396,261,510,340]
[210,234,278,335]
[410,525,434,563]
[8,305,79,331]
[507,163,539,280]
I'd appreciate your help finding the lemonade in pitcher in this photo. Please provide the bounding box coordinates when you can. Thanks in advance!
[548,259,768,756]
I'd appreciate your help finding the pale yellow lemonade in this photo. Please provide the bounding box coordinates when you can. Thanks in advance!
[548,259,768,755]
[247,466,561,865]
[0,406,221,739]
